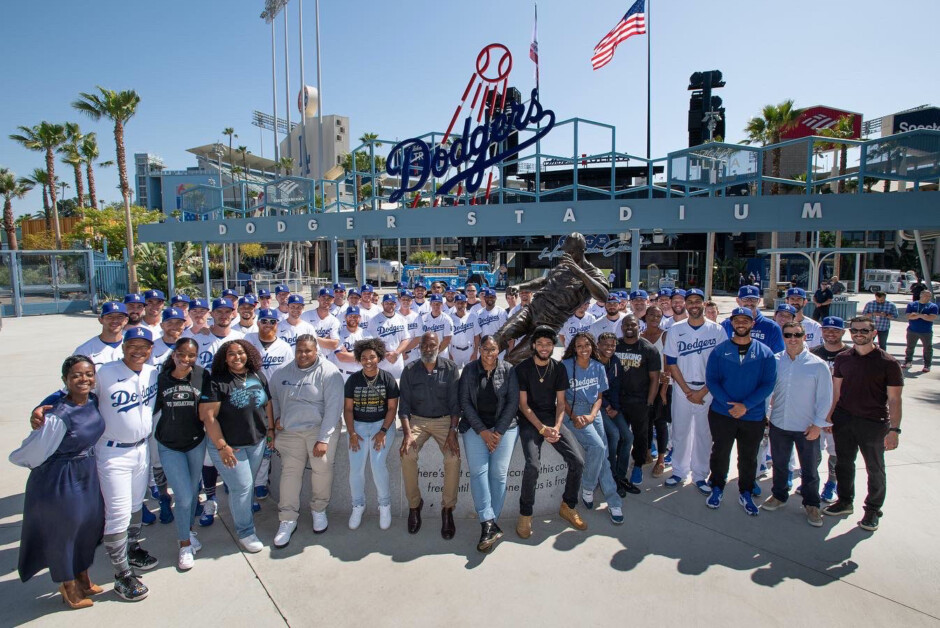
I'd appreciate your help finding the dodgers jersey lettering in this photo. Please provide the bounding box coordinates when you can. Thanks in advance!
[561,313,597,346]
[95,360,159,443]
[245,333,293,376]
[663,319,726,385]
[475,307,507,338]
[196,330,246,371]
[276,319,315,350]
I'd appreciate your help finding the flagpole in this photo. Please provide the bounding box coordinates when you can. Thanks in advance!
[646,0,651,160]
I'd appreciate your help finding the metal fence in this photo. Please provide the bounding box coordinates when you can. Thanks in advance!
[0,250,98,317]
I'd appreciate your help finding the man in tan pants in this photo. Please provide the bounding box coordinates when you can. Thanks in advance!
[268,335,344,548]
[399,332,461,539]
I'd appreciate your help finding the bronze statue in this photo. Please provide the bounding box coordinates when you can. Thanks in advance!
[495,232,609,363]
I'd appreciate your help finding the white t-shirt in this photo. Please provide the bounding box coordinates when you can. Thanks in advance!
[73,335,123,369]
[560,313,597,347]
[663,319,726,385]
[798,316,823,349]
[244,333,294,377]
[336,326,370,376]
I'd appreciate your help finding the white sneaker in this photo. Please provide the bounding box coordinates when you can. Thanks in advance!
[274,521,297,548]
[189,531,202,552]
[348,505,365,530]
[379,504,392,530]
[178,545,195,570]
[312,510,328,534]
[239,534,264,553]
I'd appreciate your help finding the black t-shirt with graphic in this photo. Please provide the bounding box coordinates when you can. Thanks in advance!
[201,370,271,447]
[344,369,400,423]
[613,338,662,405]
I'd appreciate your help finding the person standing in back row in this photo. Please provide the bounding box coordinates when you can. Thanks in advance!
[903,289,937,373]
[861,291,898,351]
[813,281,834,322]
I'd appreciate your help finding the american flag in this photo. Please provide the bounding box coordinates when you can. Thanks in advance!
[530,3,539,88]
[591,0,646,71]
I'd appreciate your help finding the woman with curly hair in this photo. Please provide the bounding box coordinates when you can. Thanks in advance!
[199,339,274,553]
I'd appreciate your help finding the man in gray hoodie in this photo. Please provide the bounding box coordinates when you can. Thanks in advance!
[269,334,344,548]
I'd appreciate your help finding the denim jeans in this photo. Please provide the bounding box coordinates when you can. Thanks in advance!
[876,330,889,351]
[601,411,633,480]
[769,424,821,507]
[564,415,623,510]
[206,440,266,539]
[462,426,519,522]
[158,439,207,542]
[348,420,395,508]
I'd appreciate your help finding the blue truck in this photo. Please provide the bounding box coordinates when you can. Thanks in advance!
[401,257,500,290]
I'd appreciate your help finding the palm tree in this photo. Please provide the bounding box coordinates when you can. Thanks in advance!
[816,114,856,276]
[237,146,249,181]
[1,169,34,250]
[73,86,142,291]
[61,122,87,211]
[223,127,237,167]
[10,122,68,248]
[22,168,53,230]
[80,132,101,209]
[278,156,295,176]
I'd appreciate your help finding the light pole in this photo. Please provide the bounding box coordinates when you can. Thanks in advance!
[213,142,228,288]
[262,1,287,167]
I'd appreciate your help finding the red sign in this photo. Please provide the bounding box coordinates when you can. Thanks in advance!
[781,105,862,140]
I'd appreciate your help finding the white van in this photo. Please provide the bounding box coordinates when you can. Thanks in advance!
[364,259,401,285]
[863,269,917,294]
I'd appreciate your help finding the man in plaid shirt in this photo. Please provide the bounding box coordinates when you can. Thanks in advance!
[862,292,899,351]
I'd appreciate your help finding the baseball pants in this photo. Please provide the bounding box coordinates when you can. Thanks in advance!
[96,441,149,535]
[670,385,713,483]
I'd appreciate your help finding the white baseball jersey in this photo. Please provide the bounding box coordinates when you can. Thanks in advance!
[590,314,625,340]
[475,306,507,338]
[449,311,478,367]
[399,310,423,365]
[195,330,245,371]
[149,337,175,367]
[302,309,341,362]
[421,311,454,343]
[336,326,370,376]
[73,335,123,368]
[245,333,293,377]
[663,319,726,385]
[276,319,316,350]
[276,308,290,321]
[660,315,674,331]
[329,301,348,317]
[358,305,379,331]
[95,360,159,444]
[509,304,522,318]
[466,301,484,315]
[443,301,457,315]
[412,299,431,316]
[588,302,606,320]
[370,312,409,378]
[233,320,259,335]
[799,316,823,349]
[140,321,163,339]
[560,313,597,347]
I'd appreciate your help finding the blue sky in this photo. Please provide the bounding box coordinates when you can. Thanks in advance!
[2,0,937,216]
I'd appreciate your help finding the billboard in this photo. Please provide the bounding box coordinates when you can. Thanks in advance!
[892,107,940,133]
[780,105,862,140]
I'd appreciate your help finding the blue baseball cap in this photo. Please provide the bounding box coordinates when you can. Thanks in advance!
[212,298,234,311]
[606,294,621,303]
[171,294,191,306]
[382,293,398,303]
[360,284,374,293]
[257,308,279,321]
[123,327,153,343]
[444,285,457,293]
[429,294,443,302]
[399,290,414,299]
[629,290,649,300]
[671,289,687,298]
[786,287,807,299]
[123,293,144,304]
[730,307,755,319]
[332,283,346,292]
[481,287,496,297]
[100,301,128,317]
[775,303,797,315]
[821,316,845,329]
[221,288,238,298]
[287,294,305,305]
[238,296,257,306]
[657,288,673,298]
[738,285,761,299]
[257,289,272,298]
[162,307,186,322]
[686,289,706,299]
[348,288,361,297]
[143,289,165,302]
[275,284,290,294]
[191,298,210,310]
[454,293,467,302]
[345,306,361,317]
[318,287,334,298]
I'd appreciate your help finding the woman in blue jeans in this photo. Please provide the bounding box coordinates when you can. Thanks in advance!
[200,339,274,553]
[561,332,624,524]
[458,335,520,553]
[154,337,207,570]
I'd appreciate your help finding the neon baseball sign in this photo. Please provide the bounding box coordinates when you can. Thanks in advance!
[386,44,555,204]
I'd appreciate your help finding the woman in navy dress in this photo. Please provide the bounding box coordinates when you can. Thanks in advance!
[11,355,106,609]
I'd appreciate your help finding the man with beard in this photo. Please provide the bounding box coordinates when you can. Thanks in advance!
[786,288,822,348]
[358,285,378,332]
[370,293,411,380]
[811,316,848,503]
[335,306,370,381]
[398,332,461,538]
[630,290,649,326]
[443,286,458,314]
[233,296,259,334]
[141,290,165,338]
[417,294,454,360]
[704,308,777,515]
[329,283,347,317]
[123,293,146,330]
[670,289,689,325]
[412,283,431,315]
[196,298,246,371]
[397,291,423,365]
[276,295,316,351]
[302,288,342,361]
[74,301,128,367]
[656,289,675,324]
[560,301,596,349]
[274,284,291,321]
[590,294,626,340]
[449,293,479,368]
[722,285,784,353]
[474,288,507,345]
[245,308,293,379]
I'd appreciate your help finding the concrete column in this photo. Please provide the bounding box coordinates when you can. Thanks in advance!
[167,241,175,296]
[202,243,211,297]
[630,229,641,291]
[704,232,715,297]
[331,238,339,285]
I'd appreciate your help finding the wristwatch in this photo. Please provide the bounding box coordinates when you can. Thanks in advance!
[379,426,388,434]
[888,427,901,434]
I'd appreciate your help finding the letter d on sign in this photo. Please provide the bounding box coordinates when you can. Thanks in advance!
[277,220,286,233]
[218,224,227,235]
[619,206,632,221]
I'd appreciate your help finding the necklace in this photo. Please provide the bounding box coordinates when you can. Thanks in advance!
[232,371,248,387]
[534,360,551,383]
[364,371,380,389]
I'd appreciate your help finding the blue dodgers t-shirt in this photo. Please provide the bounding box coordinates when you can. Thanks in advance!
[906,301,938,334]
[562,358,609,417]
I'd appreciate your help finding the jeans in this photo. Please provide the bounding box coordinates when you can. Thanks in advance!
[206,440,266,539]
[832,412,889,514]
[905,331,933,367]
[769,424,821,507]
[518,420,584,517]
[876,330,889,351]
[157,439,207,542]
[348,420,395,508]
[649,389,671,452]
[601,411,633,480]
[622,401,650,467]
[565,415,623,510]
[462,426,519,522]
[707,410,764,493]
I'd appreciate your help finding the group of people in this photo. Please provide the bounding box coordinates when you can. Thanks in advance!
[11,267,923,609]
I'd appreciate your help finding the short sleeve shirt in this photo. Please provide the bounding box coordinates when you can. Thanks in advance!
[832,348,903,420]
[515,357,569,423]
[201,370,271,447]
[344,369,400,423]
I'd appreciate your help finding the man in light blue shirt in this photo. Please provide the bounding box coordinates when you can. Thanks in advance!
[761,321,833,527]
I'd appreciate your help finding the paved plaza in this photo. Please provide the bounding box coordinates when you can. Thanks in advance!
[0,295,937,627]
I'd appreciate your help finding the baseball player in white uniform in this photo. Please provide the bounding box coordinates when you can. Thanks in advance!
[663,288,727,492]
[369,293,411,379]
[195,298,245,371]
[335,305,371,381]
[559,301,596,348]
[140,290,165,339]
[302,287,342,363]
[123,293,146,330]
[232,296,259,334]
[397,290,423,365]
[329,283,348,317]
[786,288,823,348]
[274,284,292,321]
[149,307,187,367]
[245,308,294,377]
[357,285,379,331]
[276,294,316,350]
[448,294,478,368]
[411,284,431,316]
[590,294,626,339]
[419,294,454,359]
[74,301,128,367]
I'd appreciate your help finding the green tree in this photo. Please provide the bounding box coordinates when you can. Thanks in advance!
[223,127,237,168]
[0,169,34,250]
[72,86,142,290]
[341,148,387,207]
[237,146,249,180]
[408,250,441,265]
[135,241,203,294]
[9,122,68,248]
[60,122,86,211]
[80,132,101,209]
[69,205,163,257]
[22,168,53,230]
[277,156,295,176]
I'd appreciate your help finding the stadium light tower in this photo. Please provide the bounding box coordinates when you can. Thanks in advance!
[262,0,288,164]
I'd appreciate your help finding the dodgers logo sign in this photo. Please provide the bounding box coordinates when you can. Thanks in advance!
[387,44,556,204]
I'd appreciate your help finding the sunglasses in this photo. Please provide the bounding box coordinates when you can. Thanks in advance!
[259,319,278,325]
[783,332,805,338]
[849,328,874,334]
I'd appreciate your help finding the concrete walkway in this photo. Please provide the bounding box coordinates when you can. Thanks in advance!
[0,298,937,627]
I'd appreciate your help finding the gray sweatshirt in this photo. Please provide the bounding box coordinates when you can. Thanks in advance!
[269,356,344,441]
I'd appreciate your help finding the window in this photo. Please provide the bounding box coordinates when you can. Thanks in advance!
[337,135,342,141]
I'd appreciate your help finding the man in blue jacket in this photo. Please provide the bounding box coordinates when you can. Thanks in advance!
[721,285,784,353]
[705,308,778,515]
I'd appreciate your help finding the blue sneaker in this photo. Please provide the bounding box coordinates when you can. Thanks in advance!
[820,480,837,503]
[158,496,174,524]
[794,485,803,496]
[706,486,723,509]
[251,501,261,513]
[664,474,682,487]
[739,491,759,516]
[695,480,712,495]
[199,497,217,526]
[787,471,793,490]
[149,485,160,500]
[664,448,673,465]
[630,466,643,486]
[254,485,269,500]
[752,483,762,497]
[757,464,768,479]
[141,503,156,526]
[609,506,624,525]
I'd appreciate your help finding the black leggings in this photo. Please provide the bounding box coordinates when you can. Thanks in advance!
[648,387,671,453]
[202,465,219,499]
